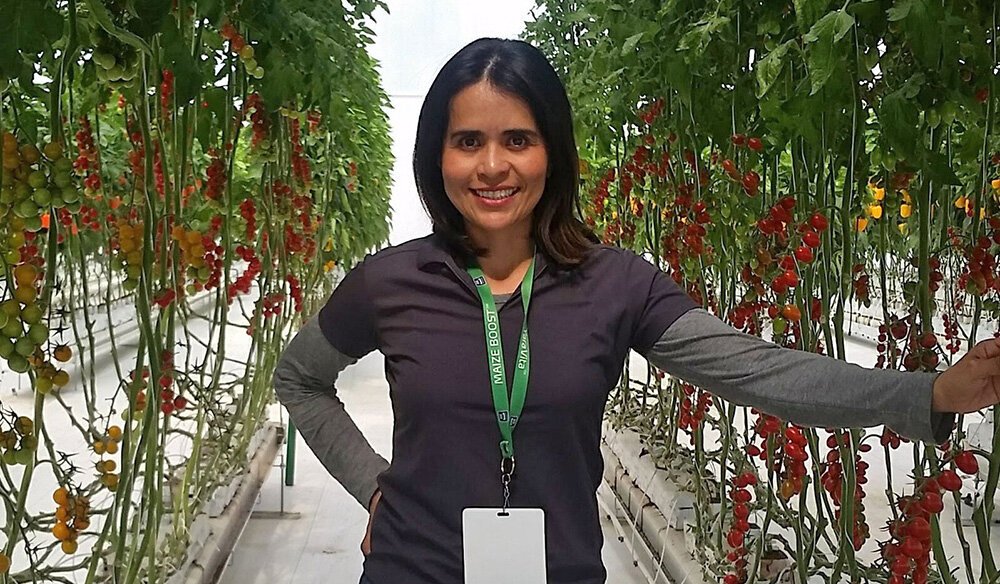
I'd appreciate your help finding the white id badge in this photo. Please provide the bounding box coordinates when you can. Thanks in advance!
[462,507,547,584]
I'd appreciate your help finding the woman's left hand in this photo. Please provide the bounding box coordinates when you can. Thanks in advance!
[932,338,1000,413]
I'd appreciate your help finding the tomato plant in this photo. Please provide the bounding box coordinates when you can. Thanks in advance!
[0,0,392,579]
[528,1,1000,582]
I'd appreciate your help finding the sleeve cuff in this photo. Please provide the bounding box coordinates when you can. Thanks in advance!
[896,371,955,445]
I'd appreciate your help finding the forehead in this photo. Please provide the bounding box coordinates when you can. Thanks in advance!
[447,81,538,130]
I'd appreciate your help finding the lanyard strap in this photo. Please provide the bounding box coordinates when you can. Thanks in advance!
[467,255,535,461]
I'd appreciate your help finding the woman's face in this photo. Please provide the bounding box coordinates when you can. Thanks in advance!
[441,80,547,245]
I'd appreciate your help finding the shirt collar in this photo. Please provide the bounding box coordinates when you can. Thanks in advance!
[417,232,551,275]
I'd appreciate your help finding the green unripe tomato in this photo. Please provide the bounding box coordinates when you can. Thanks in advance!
[20,304,41,325]
[773,317,787,336]
[61,187,79,204]
[0,310,8,330]
[0,337,13,358]
[126,264,141,279]
[13,449,32,466]
[2,300,21,318]
[21,215,42,232]
[93,51,116,70]
[123,278,138,292]
[13,181,30,200]
[926,109,941,129]
[27,170,47,188]
[1,319,20,338]
[0,186,14,204]
[31,187,51,206]
[35,376,52,394]
[64,199,81,213]
[1,449,16,465]
[13,336,33,357]
[27,322,47,345]
[107,64,124,80]
[53,171,72,188]
[53,157,72,173]
[2,250,18,265]
[6,354,28,373]
[13,199,38,219]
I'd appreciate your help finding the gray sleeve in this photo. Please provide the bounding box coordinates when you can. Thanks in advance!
[273,316,390,509]
[642,308,954,444]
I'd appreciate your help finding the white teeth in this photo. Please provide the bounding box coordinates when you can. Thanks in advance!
[473,188,517,200]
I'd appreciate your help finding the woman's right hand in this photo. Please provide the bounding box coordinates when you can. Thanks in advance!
[361,488,382,556]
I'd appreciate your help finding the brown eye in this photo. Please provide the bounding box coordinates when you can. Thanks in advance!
[510,135,528,148]
[460,136,478,148]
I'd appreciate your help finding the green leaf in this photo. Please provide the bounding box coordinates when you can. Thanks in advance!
[160,23,202,105]
[794,0,833,31]
[83,0,151,55]
[128,0,172,39]
[677,15,730,60]
[663,58,692,106]
[755,40,793,98]
[0,0,63,76]
[879,90,923,162]
[622,32,643,56]
[901,0,944,68]
[923,151,961,186]
[887,0,913,21]
[803,9,855,95]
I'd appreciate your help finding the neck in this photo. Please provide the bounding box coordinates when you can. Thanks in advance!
[467,225,535,280]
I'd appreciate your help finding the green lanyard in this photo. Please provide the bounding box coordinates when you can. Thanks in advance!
[467,254,535,509]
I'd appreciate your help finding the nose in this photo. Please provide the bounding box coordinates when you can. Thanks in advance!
[477,143,511,180]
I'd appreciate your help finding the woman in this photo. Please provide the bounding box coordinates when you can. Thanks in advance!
[274,38,1000,584]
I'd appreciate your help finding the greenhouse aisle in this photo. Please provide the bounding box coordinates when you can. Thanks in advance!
[220,349,651,584]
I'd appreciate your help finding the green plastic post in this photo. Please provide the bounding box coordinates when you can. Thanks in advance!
[285,418,296,486]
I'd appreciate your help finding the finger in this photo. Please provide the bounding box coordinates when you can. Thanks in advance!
[973,352,1000,379]
[969,337,1000,360]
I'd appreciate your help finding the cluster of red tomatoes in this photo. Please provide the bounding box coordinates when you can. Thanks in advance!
[723,470,758,584]
[821,432,873,551]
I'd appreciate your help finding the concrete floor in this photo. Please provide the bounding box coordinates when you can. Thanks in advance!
[219,349,649,584]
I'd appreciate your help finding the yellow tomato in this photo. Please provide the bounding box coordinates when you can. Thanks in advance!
[992,178,1000,190]
[900,204,912,218]
[868,205,883,220]
[898,223,908,235]
[52,521,71,541]
[856,217,869,232]
[873,187,885,201]
[955,195,967,209]
[53,487,69,506]
[52,370,70,387]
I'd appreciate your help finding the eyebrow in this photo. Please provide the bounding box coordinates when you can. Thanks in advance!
[448,129,541,140]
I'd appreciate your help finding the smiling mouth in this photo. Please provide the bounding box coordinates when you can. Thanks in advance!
[471,187,519,201]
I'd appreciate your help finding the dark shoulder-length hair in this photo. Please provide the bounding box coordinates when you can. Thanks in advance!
[413,37,599,269]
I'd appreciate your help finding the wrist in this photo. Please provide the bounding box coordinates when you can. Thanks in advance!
[930,371,946,413]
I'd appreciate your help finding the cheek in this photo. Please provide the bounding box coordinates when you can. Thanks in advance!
[441,153,471,188]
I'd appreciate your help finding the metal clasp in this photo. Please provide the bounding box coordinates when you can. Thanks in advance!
[500,456,515,512]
